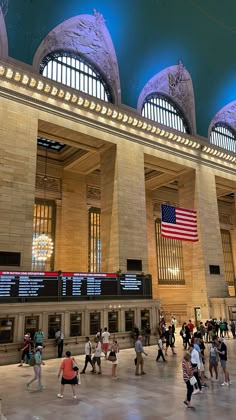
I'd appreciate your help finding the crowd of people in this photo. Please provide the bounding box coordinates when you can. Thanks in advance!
[17,317,235,404]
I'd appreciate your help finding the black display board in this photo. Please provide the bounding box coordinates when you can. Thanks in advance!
[0,271,152,302]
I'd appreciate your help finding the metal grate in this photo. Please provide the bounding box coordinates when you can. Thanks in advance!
[210,124,236,153]
[88,207,101,272]
[155,218,185,284]
[142,94,189,133]
[40,51,112,102]
[221,229,235,285]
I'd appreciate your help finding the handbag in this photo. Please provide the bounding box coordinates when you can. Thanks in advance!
[72,358,79,371]
[108,351,117,362]
[190,376,197,386]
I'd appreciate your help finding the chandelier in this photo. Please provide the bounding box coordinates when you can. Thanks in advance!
[32,148,54,262]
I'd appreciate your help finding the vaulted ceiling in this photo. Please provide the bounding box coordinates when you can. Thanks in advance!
[2,0,236,138]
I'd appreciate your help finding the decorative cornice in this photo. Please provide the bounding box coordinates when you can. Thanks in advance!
[0,61,235,173]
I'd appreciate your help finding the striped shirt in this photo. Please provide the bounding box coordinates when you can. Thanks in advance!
[182,359,193,383]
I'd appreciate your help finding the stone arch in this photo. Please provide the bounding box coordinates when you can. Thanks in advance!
[0,7,8,59]
[208,102,236,137]
[137,62,196,134]
[33,10,121,104]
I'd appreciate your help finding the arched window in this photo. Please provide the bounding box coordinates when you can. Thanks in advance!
[210,124,236,153]
[142,94,189,133]
[40,51,112,102]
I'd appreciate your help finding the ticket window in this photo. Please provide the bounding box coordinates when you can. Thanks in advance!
[141,310,150,332]
[125,310,135,332]
[48,315,61,339]
[70,314,82,337]
[0,318,14,344]
[25,316,39,338]
[108,311,118,333]
[90,312,100,336]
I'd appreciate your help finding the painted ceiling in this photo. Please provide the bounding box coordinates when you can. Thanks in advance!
[2,0,236,137]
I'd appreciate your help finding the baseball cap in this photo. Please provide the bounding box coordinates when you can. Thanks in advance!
[36,345,43,350]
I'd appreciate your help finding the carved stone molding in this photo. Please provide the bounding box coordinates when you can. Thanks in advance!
[33,11,121,104]
[0,7,8,59]
[209,101,236,136]
[36,174,61,194]
[87,185,101,201]
[137,62,196,134]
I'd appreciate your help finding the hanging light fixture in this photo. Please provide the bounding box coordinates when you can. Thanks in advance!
[32,147,54,262]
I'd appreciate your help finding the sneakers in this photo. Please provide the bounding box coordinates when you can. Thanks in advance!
[18,364,23,367]
[73,395,77,399]
[26,383,30,391]
[141,372,146,375]
[192,389,200,395]
[39,385,46,391]
[57,394,63,398]
[221,382,228,386]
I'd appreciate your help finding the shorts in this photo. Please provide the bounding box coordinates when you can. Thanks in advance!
[209,357,217,366]
[102,343,109,352]
[220,359,227,369]
[93,356,101,366]
[61,375,78,385]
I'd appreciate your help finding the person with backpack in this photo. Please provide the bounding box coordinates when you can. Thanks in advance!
[34,329,44,348]
[26,346,45,391]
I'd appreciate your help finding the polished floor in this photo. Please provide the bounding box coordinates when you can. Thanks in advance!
[1,335,236,419]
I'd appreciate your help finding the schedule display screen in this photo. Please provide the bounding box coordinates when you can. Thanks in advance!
[0,271,152,301]
[0,271,59,300]
[61,273,117,297]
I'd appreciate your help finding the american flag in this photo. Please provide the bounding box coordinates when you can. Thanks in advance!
[161,204,198,242]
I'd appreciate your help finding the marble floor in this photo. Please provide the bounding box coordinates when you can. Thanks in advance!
[1,336,236,420]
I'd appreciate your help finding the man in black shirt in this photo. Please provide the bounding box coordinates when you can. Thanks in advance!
[217,338,230,386]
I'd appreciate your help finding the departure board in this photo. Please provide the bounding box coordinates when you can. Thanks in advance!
[61,273,117,298]
[0,271,152,301]
[0,271,59,300]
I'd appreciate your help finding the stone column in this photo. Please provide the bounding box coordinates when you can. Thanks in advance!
[100,143,148,273]
[55,171,88,271]
[0,98,38,270]
[179,168,229,320]
[146,190,159,298]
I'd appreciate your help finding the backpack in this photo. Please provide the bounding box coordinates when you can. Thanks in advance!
[29,354,36,367]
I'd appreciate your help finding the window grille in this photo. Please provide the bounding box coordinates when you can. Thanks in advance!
[88,207,101,272]
[142,94,189,133]
[40,51,112,102]
[210,124,236,153]
[221,229,235,285]
[32,199,56,271]
[155,218,185,284]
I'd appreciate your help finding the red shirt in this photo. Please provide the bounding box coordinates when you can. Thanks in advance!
[188,322,194,333]
[60,357,77,380]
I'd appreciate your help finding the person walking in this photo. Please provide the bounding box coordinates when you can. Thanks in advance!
[18,334,31,367]
[135,335,147,376]
[55,329,64,358]
[92,337,102,374]
[156,335,166,362]
[102,327,110,359]
[189,344,202,393]
[57,351,78,399]
[81,337,93,374]
[165,326,176,356]
[217,337,231,386]
[26,346,45,391]
[110,340,119,379]
[182,352,195,409]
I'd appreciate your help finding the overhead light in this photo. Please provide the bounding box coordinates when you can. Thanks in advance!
[22,75,29,85]
[6,68,13,79]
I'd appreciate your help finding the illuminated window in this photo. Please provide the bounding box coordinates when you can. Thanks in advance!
[155,219,185,284]
[210,124,236,153]
[108,311,118,333]
[70,314,82,337]
[142,94,189,133]
[88,207,101,272]
[40,51,112,102]
[221,229,235,285]
[90,312,100,335]
[25,316,39,338]
[32,199,56,271]
[125,310,135,332]
[48,315,61,339]
[141,309,150,331]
